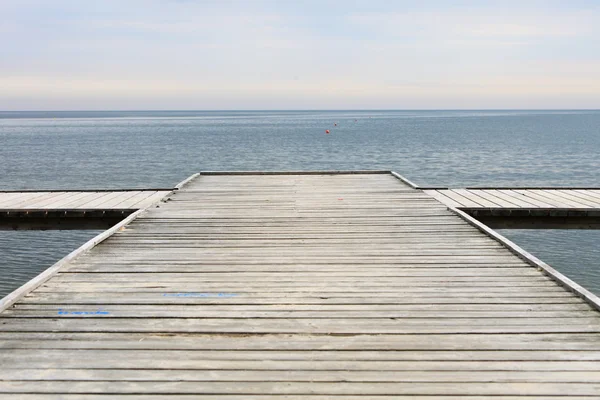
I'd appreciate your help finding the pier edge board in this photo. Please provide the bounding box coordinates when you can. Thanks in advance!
[174,173,201,189]
[200,170,391,175]
[390,171,420,189]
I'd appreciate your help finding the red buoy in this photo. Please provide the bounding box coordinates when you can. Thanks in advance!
[325,130,330,134]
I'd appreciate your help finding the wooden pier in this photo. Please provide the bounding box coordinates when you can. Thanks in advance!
[0,190,170,210]
[0,190,171,230]
[1,171,600,398]
[424,188,600,228]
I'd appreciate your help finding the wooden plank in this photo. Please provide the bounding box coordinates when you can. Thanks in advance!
[92,191,143,208]
[455,189,502,207]
[3,318,600,334]
[558,189,600,206]
[390,171,420,188]
[127,191,167,208]
[41,191,96,208]
[49,191,103,208]
[0,192,53,209]
[547,189,600,207]
[482,190,539,207]
[113,190,168,209]
[21,192,74,208]
[2,332,600,350]
[4,348,600,362]
[1,192,56,208]
[0,192,40,207]
[0,381,600,395]
[423,190,462,208]
[497,189,557,208]
[441,190,482,207]
[464,190,514,207]
[537,190,594,208]
[21,294,581,305]
[13,303,592,312]
[74,191,133,209]
[53,268,541,278]
[4,307,590,318]
[575,189,600,201]
[3,368,600,383]
[512,189,578,208]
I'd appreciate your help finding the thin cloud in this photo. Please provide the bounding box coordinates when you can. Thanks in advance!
[1,1,599,109]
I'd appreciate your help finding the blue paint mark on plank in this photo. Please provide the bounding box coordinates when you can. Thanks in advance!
[58,309,110,315]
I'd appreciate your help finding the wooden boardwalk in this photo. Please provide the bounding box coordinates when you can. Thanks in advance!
[0,190,170,210]
[424,188,600,228]
[425,188,600,209]
[1,172,600,398]
[0,190,172,230]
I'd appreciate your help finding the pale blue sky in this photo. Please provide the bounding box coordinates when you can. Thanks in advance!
[1,0,599,109]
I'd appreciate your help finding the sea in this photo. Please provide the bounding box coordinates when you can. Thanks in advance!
[1,110,600,297]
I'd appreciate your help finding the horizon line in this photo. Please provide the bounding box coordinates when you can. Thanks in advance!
[2,108,600,112]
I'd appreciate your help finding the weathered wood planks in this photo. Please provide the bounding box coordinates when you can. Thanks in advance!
[0,190,171,210]
[1,172,600,397]
[424,188,600,228]
[0,190,172,230]
[425,188,600,209]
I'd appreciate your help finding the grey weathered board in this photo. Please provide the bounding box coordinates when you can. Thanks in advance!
[1,172,600,398]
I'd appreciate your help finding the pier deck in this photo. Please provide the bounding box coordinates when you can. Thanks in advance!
[425,188,600,209]
[0,190,170,210]
[424,188,600,228]
[1,172,600,398]
[0,190,171,230]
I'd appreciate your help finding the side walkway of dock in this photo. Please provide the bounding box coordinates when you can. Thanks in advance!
[425,188,600,228]
[425,188,600,209]
[1,172,600,397]
[0,190,172,230]
[0,190,170,210]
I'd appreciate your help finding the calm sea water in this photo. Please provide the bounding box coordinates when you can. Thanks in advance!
[1,110,599,296]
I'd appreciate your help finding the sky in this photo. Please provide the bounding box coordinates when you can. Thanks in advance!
[1,0,599,110]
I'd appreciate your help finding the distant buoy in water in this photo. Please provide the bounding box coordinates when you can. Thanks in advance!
[325,130,330,134]
[334,123,337,126]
